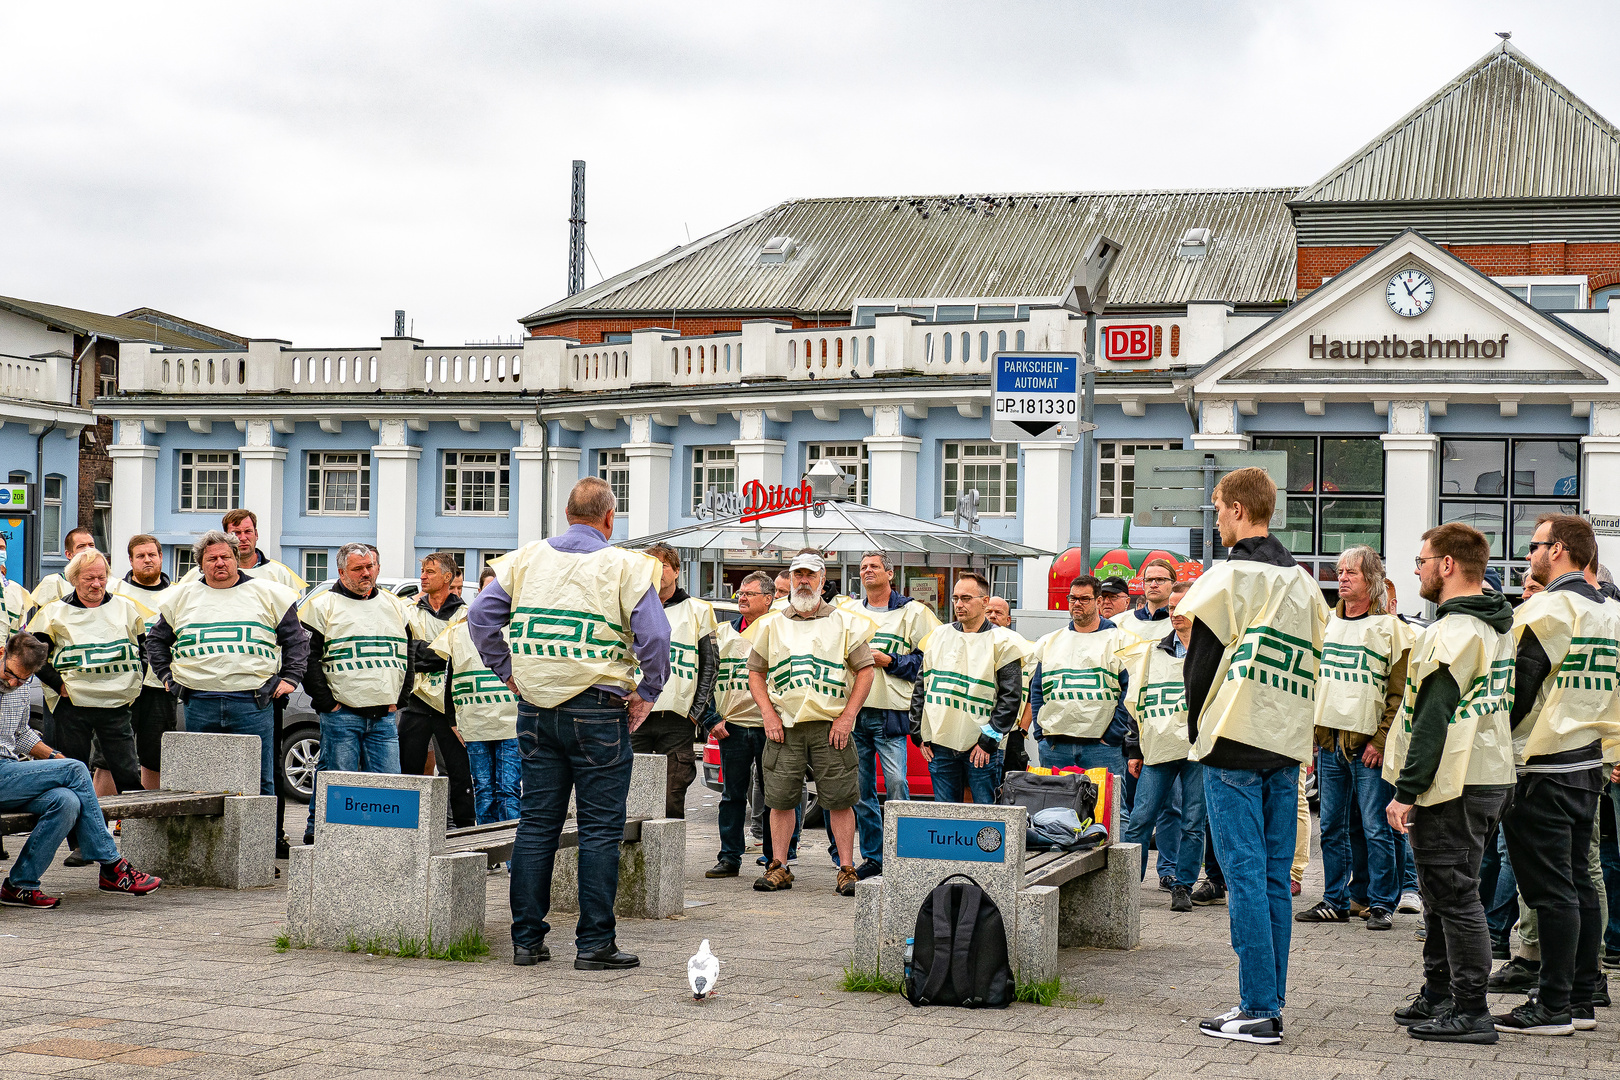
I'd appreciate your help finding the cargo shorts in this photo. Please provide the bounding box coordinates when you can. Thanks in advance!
[762,719,858,812]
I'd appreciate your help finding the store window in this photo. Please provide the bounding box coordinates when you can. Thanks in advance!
[806,443,869,504]
[307,451,371,515]
[178,451,240,512]
[442,451,509,515]
[1439,438,1579,587]
[690,447,737,514]
[42,476,63,553]
[598,450,630,513]
[1097,440,1183,517]
[989,562,1019,603]
[1251,436,1385,579]
[942,442,1017,517]
[303,550,330,584]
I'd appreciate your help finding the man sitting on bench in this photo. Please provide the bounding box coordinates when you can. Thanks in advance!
[0,632,162,908]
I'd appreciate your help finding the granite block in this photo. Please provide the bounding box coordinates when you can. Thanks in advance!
[426,852,487,946]
[851,878,882,975]
[625,753,667,820]
[159,731,262,794]
[118,795,275,889]
[286,845,315,943]
[618,817,684,918]
[1015,885,1059,983]
[1057,841,1141,950]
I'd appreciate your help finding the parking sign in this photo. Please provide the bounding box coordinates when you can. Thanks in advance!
[991,352,1095,443]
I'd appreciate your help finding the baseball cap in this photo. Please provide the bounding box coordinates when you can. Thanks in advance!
[1098,578,1129,595]
[788,552,825,574]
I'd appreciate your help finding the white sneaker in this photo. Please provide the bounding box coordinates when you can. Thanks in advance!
[1398,890,1423,914]
[1199,1006,1282,1044]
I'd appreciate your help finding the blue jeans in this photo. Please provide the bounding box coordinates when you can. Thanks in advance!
[1604,784,1620,953]
[1126,759,1206,889]
[1204,764,1300,1020]
[1036,739,1125,780]
[854,709,909,866]
[184,693,275,795]
[1481,826,1520,941]
[511,693,633,954]
[926,745,1003,805]
[1153,779,1183,880]
[467,739,521,825]
[304,706,402,837]
[1317,746,1400,912]
[0,757,121,890]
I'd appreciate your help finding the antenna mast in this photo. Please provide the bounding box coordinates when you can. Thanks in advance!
[568,160,586,296]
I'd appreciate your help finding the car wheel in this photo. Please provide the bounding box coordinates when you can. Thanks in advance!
[280,727,321,802]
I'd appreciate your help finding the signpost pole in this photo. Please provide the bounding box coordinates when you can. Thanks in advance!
[1201,454,1216,571]
[1079,312,1097,574]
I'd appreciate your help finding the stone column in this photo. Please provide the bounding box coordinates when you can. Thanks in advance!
[545,447,583,538]
[624,414,673,539]
[512,420,546,544]
[371,419,420,578]
[1583,402,1620,569]
[1019,442,1073,609]
[1381,401,1437,618]
[108,421,158,579]
[1189,399,1251,452]
[239,419,288,567]
[731,409,785,491]
[865,405,921,516]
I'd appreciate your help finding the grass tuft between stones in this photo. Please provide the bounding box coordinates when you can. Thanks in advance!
[334,928,491,962]
[839,963,1077,1007]
[840,963,905,995]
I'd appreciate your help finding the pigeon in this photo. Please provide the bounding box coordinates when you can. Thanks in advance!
[688,939,719,1001]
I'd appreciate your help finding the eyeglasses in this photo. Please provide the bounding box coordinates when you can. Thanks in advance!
[1413,554,1447,568]
[0,663,29,687]
[950,595,981,604]
[1525,540,1556,553]
[734,589,766,600]
[1067,595,1097,605]
[1142,577,1173,585]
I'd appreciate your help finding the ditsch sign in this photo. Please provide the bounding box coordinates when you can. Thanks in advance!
[740,479,820,523]
[1104,324,1154,362]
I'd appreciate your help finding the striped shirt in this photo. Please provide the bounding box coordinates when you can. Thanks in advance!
[0,677,41,761]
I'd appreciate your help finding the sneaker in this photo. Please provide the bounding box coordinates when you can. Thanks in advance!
[836,864,859,897]
[1570,1003,1596,1031]
[704,861,740,879]
[1367,908,1394,932]
[1488,957,1541,994]
[98,859,161,895]
[1410,1009,1497,1044]
[1394,991,1452,1026]
[0,880,61,908]
[1170,884,1193,912]
[276,836,291,860]
[1190,880,1226,906]
[756,854,768,866]
[1494,1000,1573,1036]
[1397,890,1423,914]
[1159,874,1175,892]
[1290,880,1301,897]
[1294,900,1350,923]
[1199,1006,1282,1044]
[1604,948,1620,972]
[855,858,883,881]
[1491,937,1511,961]
[753,860,794,892]
[62,850,92,868]
[1349,900,1371,919]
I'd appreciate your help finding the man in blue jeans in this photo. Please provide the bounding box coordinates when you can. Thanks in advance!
[469,477,671,970]
[1179,467,1330,1045]
[1027,575,1132,780]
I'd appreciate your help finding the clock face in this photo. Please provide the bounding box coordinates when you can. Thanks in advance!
[1387,269,1435,317]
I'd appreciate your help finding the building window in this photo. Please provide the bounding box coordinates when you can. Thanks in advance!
[178,451,240,512]
[1251,436,1385,580]
[173,544,196,580]
[805,443,869,504]
[603,332,632,344]
[1439,438,1580,589]
[42,476,63,553]
[1097,441,1184,517]
[91,481,111,554]
[989,562,1019,603]
[306,451,371,515]
[942,442,1017,517]
[690,447,737,513]
[96,354,117,398]
[478,550,507,576]
[442,451,509,515]
[1495,276,1587,310]
[598,450,630,513]
[303,550,329,583]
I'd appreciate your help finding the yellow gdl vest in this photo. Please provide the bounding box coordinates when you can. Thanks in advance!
[838,596,939,712]
[403,599,460,714]
[651,596,719,719]
[27,594,148,709]
[1316,612,1416,736]
[713,618,767,728]
[1119,632,1190,767]
[431,612,519,743]
[2,578,34,635]
[109,578,180,690]
[750,606,875,727]
[1029,625,1126,739]
[1510,589,1620,763]
[298,588,411,709]
[160,576,299,692]
[182,558,308,592]
[915,623,1030,753]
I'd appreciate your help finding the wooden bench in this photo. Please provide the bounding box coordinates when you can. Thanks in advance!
[443,816,650,869]
[1023,843,1109,890]
[0,791,230,860]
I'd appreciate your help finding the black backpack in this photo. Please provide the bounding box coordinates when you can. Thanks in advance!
[904,875,1013,1008]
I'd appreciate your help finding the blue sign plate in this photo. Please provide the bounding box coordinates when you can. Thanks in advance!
[326,785,420,829]
[895,817,1006,862]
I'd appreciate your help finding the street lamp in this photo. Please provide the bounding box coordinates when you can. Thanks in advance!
[1060,234,1123,575]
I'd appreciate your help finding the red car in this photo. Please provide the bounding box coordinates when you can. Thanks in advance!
[702,731,938,823]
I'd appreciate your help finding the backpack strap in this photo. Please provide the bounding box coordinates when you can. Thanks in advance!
[948,882,983,1001]
[916,883,962,1005]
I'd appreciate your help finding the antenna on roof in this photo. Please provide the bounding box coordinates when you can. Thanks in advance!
[567,160,586,297]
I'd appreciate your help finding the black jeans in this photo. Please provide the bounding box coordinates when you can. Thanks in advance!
[629,710,697,820]
[397,702,476,828]
[1409,785,1512,1015]
[1501,771,1604,1012]
[54,700,142,793]
[715,724,787,866]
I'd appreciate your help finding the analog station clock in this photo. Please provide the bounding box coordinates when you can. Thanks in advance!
[1387,269,1435,317]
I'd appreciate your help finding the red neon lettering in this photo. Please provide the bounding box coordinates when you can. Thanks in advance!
[740,480,818,523]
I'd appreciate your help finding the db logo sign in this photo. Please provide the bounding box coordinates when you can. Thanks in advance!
[1104,324,1154,362]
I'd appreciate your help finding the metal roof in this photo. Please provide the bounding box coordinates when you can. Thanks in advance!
[522,188,1301,325]
[0,295,226,350]
[1294,42,1620,205]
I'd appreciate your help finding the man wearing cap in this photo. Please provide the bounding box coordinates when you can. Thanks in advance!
[1027,574,1134,781]
[747,551,875,898]
[1098,577,1131,623]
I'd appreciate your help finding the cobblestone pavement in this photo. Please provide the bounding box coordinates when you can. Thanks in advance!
[1,786,1616,1079]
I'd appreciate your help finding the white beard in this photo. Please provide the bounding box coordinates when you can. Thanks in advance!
[790,588,820,615]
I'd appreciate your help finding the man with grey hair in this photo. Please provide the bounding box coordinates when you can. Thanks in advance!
[147,530,308,801]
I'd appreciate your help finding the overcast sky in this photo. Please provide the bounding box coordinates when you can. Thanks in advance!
[2,1,1614,344]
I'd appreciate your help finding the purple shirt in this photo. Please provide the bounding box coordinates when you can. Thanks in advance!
[467,523,672,703]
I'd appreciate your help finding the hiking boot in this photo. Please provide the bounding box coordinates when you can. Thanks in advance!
[704,860,740,878]
[1349,900,1371,919]
[1170,884,1193,912]
[1491,936,1511,961]
[1366,907,1394,932]
[753,860,794,892]
[1199,1006,1281,1044]
[0,880,61,908]
[855,858,883,881]
[1190,880,1225,906]
[836,864,859,897]
[1397,890,1423,914]
[1394,991,1452,1026]
[1488,957,1541,994]
[1493,1000,1573,1036]
[1570,1003,1596,1031]
[1295,900,1350,923]
[98,859,161,895]
[1410,1009,1497,1044]
[276,836,291,860]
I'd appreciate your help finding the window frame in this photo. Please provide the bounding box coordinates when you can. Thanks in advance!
[941,441,1018,518]
[597,449,630,514]
[1250,435,1387,581]
[1437,436,1581,590]
[805,443,870,505]
[441,450,510,517]
[41,474,63,553]
[690,446,738,514]
[1095,440,1184,518]
[1493,275,1588,310]
[306,450,372,517]
[177,451,240,513]
[302,549,330,584]
[173,544,196,581]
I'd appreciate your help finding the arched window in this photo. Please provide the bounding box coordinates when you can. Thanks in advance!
[979,331,988,361]
[164,360,173,383]
[866,336,874,366]
[323,357,331,383]
[439,356,449,383]
[997,330,1006,352]
[671,348,678,374]
[961,332,970,362]
[836,338,843,367]
[943,333,952,363]
[368,357,376,383]
[725,343,731,371]
[685,347,692,375]
[925,333,933,362]
[1016,330,1025,350]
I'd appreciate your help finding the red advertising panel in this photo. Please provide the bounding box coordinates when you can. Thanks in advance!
[1104,324,1154,362]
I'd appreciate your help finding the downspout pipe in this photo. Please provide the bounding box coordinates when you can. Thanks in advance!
[535,401,550,540]
[32,421,58,587]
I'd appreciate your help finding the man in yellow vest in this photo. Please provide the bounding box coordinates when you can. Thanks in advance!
[1491,514,1620,1036]
[468,477,670,971]
[30,527,96,608]
[432,566,520,828]
[633,544,718,821]
[1381,522,1514,1044]
[1027,574,1132,778]
[108,534,179,790]
[1180,466,1330,1046]
[747,551,875,898]
[399,552,475,829]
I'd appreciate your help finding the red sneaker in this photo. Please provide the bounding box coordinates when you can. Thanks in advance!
[99,859,162,895]
[0,880,62,908]
[1290,880,1302,897]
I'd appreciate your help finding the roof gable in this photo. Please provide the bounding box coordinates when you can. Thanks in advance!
[1294,42,1620,204]
[0,296,228,350]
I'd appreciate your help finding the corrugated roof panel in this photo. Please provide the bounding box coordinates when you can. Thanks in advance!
[0,296,224,350]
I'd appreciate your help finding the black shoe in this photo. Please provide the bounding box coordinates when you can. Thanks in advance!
[1170,884,1192,912]
[1394,991,1452,1026]
[1570,1003,1596,1031]
[1199,1007,1281,1044]
[1410,1009,1497,1044]
[513,944,550,966]
[1494,1000,1573,1036]
[855,858,883,881]
[1604,948,1620,971]
[1159,874,1175,892]
[302,832,314,846]
[276,836,291,860]
[704,861,740,879]
[1594,973,1610,1008]
[1491,937,1511,961]
[575,943,639,970]
[62,850,91,868]
[1488,957,1541,994]
[1366,907,1393,932]
[1190,880,1226,906]
[1294,900,1349,923]
[756,854,768,866]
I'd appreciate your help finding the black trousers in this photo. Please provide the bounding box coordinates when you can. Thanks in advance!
[55,700,142,793]
[1501,771,1604,1013]
[1410,785,1512,1015]
[397,702,476,828]
[629,711,697,819]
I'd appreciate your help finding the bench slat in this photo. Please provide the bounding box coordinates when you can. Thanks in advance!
[1023,844,1109,889]
[2,791,229,834]
[443,817,647,863]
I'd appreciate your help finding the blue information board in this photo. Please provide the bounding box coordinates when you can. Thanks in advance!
[325,785,420,829]
[895,817,1006,863]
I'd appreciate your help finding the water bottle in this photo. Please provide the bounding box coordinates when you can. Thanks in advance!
[903,936,915,979]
